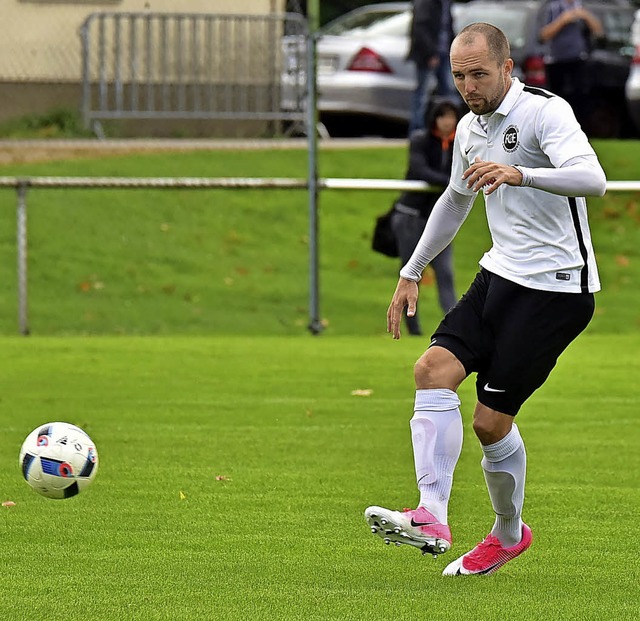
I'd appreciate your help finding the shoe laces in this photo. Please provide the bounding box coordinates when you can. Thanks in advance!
[466,534,503,563]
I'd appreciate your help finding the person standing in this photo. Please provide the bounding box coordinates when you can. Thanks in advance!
[365,22,606,576]
[391,101,460,336]
[407,0,457,134]
[538,0,603,129]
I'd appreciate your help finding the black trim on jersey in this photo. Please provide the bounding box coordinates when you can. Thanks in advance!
[568,197,589,293]
[523,86,554,99]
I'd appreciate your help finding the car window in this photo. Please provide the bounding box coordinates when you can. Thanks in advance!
[322,10,404,36]
[453,5,531,50]
[365,11,411,37]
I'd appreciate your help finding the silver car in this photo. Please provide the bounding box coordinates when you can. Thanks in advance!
[625,9,640,131]
[281,2,414,134]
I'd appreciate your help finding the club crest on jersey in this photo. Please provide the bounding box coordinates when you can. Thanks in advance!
[503,125,519,153]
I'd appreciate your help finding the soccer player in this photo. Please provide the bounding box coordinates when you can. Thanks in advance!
[364,22,606,576]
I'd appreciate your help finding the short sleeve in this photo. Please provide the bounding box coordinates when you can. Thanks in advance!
[536,96,597,168]
[448,124,476,196]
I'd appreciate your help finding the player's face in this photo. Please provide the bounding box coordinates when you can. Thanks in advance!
[450,36,513,115]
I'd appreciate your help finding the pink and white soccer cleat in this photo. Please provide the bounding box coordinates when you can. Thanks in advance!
[442,524,532,576]
[364,505,452,557]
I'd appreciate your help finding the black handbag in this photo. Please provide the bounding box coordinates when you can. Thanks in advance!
[372,205,398,258]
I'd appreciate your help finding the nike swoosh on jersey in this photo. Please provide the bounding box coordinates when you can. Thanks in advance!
[464,146,473,155]
[483,383,506,393]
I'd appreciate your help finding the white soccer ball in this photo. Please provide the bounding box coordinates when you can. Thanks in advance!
[19,422,99,499]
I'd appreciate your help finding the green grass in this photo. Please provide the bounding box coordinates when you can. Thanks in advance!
[0,142,638,619]
[0,140,637,336]
[0,334,638,620]
[0,108,94,139]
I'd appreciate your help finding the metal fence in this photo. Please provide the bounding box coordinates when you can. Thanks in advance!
[1,175,639,336]
[79,11,308,135]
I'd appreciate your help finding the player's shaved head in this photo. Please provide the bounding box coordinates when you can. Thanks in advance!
[453,23,511,66]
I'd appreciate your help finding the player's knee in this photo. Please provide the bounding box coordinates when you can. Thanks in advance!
[472,407,513,445]
[472,415,495,444]
[414,348,463,390]
[414,354,436,386]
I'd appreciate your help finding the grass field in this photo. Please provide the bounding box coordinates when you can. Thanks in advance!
[0,141,638,619]
[0,334,638,620]
[0,140,638,336]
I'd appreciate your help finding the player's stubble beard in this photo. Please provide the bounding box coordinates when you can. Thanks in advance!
[465,71,509,116]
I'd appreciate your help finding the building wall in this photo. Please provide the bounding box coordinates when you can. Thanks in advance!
[1,0,284,80]
[0,0,287,129]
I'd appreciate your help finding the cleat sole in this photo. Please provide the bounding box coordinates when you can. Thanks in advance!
[364,508,451,556]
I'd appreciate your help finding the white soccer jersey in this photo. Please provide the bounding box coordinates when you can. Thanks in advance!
[451,78,602,293]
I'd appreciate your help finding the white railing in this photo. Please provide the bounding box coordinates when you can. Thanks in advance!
[5,176,638,191]
[1,175,639,335]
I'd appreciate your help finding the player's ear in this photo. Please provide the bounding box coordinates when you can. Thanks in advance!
[504,58,514,76]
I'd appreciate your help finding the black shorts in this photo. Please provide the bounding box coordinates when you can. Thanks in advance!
[430,268,595,416]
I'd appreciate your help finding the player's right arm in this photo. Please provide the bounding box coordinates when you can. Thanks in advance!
[387,187,475,339]
[400,187,475,282]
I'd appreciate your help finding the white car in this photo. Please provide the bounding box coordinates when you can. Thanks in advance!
[625,9,640,132]
[281,2,414,135]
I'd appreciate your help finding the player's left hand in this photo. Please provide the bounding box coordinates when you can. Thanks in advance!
[462,157,523,195]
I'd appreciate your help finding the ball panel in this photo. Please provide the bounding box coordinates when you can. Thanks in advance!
[63,481,80,498]
[21,452,36,480]
[78,451,97,478]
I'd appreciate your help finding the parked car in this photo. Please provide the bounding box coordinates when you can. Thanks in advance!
[625,9,640,132]
[281,0,637,138]
[280,2,414,136]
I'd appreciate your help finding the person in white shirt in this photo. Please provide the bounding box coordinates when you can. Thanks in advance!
[364,22,606,576]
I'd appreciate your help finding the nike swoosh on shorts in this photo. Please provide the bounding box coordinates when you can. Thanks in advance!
[483,383,506,393]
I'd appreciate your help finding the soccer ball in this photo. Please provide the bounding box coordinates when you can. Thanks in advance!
[19,422,99,499]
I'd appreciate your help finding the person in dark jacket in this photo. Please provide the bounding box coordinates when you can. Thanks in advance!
[538,0,602,130]
[390,101,461,335]
[407,0,457,134]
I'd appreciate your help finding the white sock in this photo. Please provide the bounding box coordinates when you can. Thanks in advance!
[481,423,526,547]
[410,388,463,524]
